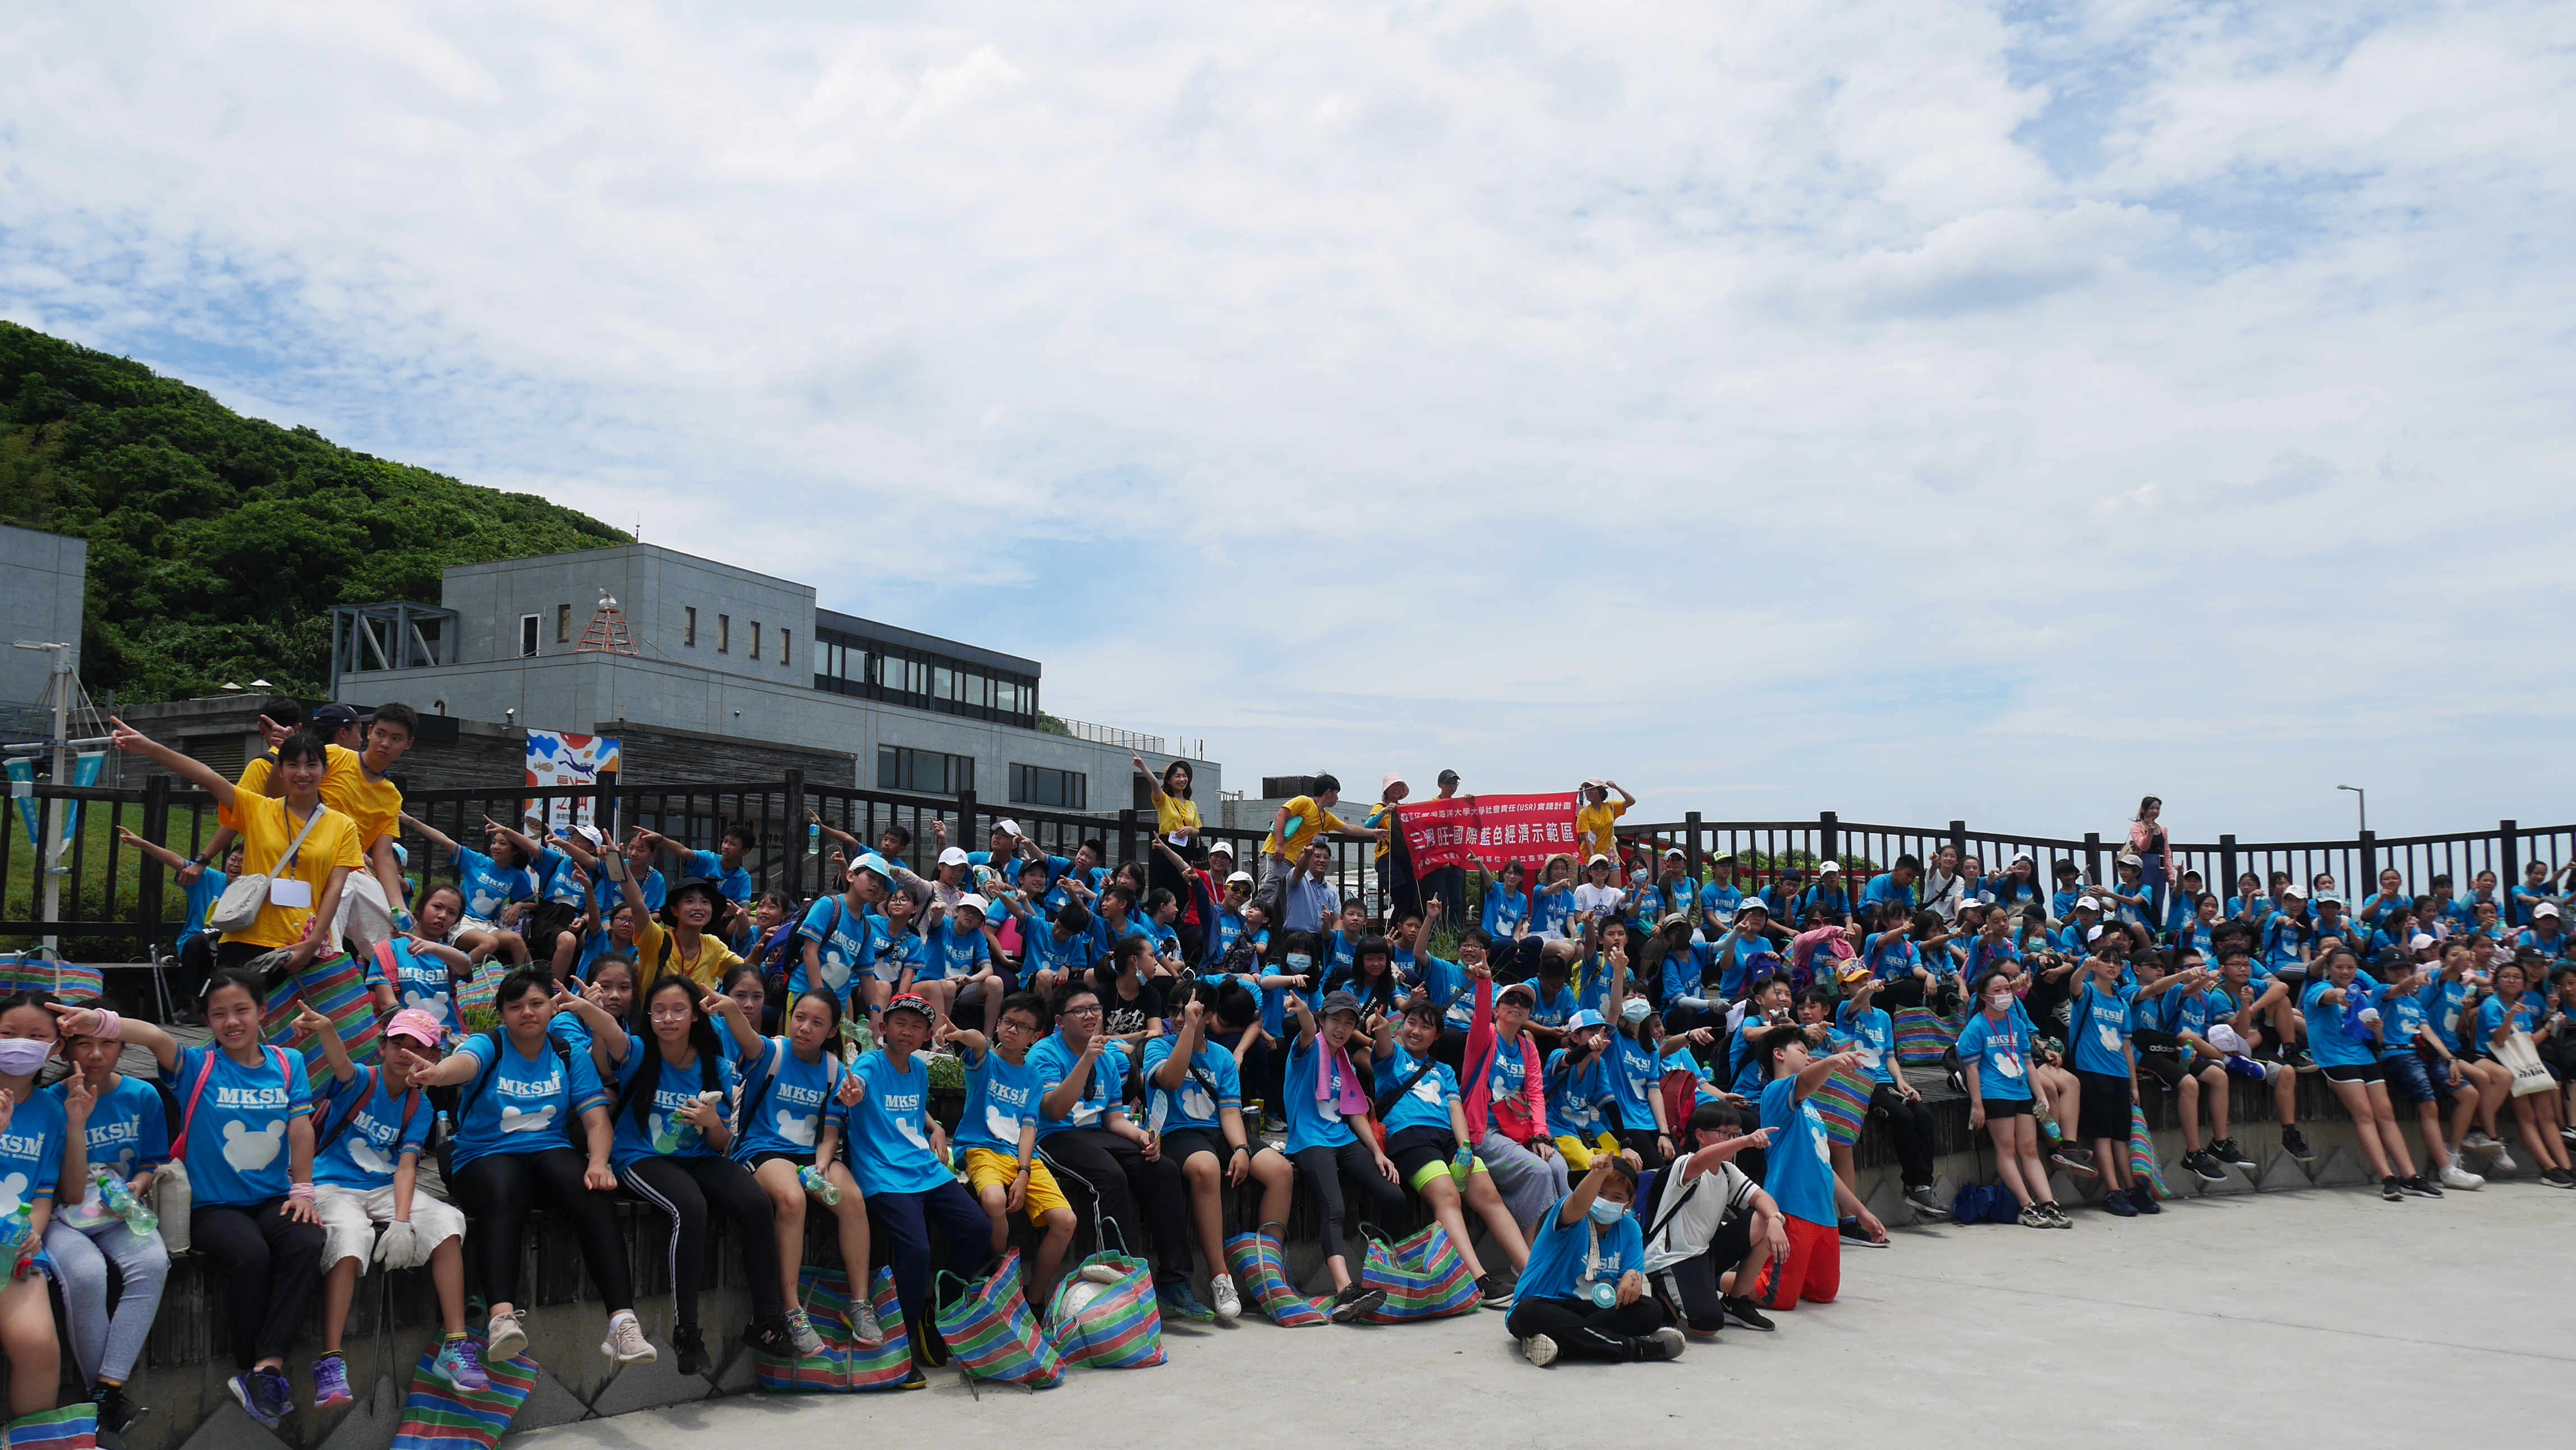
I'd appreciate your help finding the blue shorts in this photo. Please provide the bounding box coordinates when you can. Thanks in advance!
[2382,1050,2455,1107]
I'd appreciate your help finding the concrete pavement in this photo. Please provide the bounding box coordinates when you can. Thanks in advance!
[504,1180,2575,1450]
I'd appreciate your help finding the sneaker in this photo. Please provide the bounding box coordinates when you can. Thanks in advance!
[1838,1217,1890,1247]
[1722,1296,1777,1331]
[2048,1146,2099,1178]
[2281,1045,2315,1074]
[600,1314,656,1365]
[2380,1176,2405,1201]
[486,1308,529,1364]
[2214,1138,2257,1170]
[226,1366,292,1430]
[310,1354,352,1409]
[896,1362,929,1391]
[1158,1283,1218,1324]
[913,1315,951,1368]
[1905,1185,1950,1218]
[433,1338,489,1393]
[2129,1186,2163,1215]
[2281,1127,2316,1164]
[2439,1163,2485,1191]
[90,1385,145,1439]
[1330,1281,1388,1324]
[2185,1149,2228,1183]
[2018,1204,2053,1229]
[2560,1125,2576,1145]
[2044,1201,2072,1228]
[1210,1273,1243,1323]
[2399,1174,2442,1199]
[1640,1326,1686,1362]
[2463,1128,2499,1153]
[849,1300,887,1350]
[746,1315,797,1357]
[1522,1333,1560,1368]
[2543,1168,2576,1189]
[1474,1272,1515,1310]
[785,1307,825,1357]
[2490,1148,2518,1173]
[2104,1189,2138,1217]
[671,1324,709,1376]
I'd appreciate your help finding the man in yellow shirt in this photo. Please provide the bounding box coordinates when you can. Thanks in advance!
[1576,779,1636,866]
[203,699,420,946]
[1257,774,1386,914]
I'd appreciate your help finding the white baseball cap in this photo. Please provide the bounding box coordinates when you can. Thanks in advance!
[2536,902,2561,919]
[993,818,1023,837]
[953,893,990,919]
[2280,884,2307,899]
[2408,933,2437,950]
[1226,870,1254,885]
[938,846,970,866]
[1817,860,1842,875]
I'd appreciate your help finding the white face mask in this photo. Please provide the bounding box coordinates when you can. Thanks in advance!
[0,1038,52,1076]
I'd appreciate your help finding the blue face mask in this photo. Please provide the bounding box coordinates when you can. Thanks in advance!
[1588,1197,1625,1226]
[1286,953,1313,971]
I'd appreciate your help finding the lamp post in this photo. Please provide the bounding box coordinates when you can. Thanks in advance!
[2336,784,2366,834]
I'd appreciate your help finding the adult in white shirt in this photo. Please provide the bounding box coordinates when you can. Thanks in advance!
[1640,1103,1787,1338]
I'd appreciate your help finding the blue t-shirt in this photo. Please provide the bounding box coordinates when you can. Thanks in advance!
[1759,1073,1838,1228]
[2379,986,2435,1062]
[1544,1047,1612,1139]
[312,1066,433,1190]
[169,1044,312,1208]
[1518,1196,1643,1304]
[1376,1044,1460,1138]
[1728,1020,1774,1098]
[1661,1047,1721,1105]
[178,869,229,949]
[1698,882,1744,922]
[1955,1008,2033,1102]
[1609,1031,1660,1131]
[1661,942,1716,1005]
[2069,980,2136,1076]
[919,919,990,983]
[0,1088,66,1221]
[840,1050,950,1196]
[1530,885,1576,939]
[1019,919,1102,988]
[1281,1036,1360,1153]
[1836,1003,1897,1086]
[684,850,754,905]
[1483,883,1530,939]
[1859,874,1915,917]
[733,1038,841,1161]
[379,938,462,1034]
[49,1075,169,1187]
[533,847,588,907]
[1028,1033,1123,1138]
[1142,1036,1242,1135]
[2302,979,2381,1067]
[1526,984,1579,1030]
[1864,932,1921,984]
[1414,955,1475,1029]
[2263,915,2313,975]
[453,846,535,922]
[606,1045,739,1171]
[1715,935,1769,998]
[2159,985,2229,1041]
[955,1045,1045,1157]
[452,1030,608,1170]
[793,896,874,1001]
[2423,978,2478,1053]
[2477,990,2543,1045]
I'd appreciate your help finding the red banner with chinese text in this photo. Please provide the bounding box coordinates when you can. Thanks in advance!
[1394,793,1582,879]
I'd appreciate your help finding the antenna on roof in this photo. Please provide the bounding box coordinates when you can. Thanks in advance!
[574,590,641,656]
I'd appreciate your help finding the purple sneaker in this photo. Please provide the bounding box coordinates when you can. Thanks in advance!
[434,1337,491,1393]
[311,1354,352,1408]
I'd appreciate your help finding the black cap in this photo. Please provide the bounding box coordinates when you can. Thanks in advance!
[311,703,362,730]
[1437,768,1460,784]
[671,877,725,904]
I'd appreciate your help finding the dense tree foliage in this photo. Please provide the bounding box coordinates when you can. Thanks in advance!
[0,323,625,703]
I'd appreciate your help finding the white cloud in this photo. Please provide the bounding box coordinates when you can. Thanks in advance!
[4,0,2573,841]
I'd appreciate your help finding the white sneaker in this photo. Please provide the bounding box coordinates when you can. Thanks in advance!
[2463,1130,2498,1151]
[1210,1273,1243,1323]
[1522,1334,1560,1368]
[485,1309,528,1364]
[2491,1149,2518,1174]
[2439,1164,2485,1191]
[600,1314,656,1365]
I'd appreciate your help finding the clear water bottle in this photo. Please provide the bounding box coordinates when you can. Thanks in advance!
[798,1164,841,1205]
[93,1167,158,1239]
[809,821,822,856]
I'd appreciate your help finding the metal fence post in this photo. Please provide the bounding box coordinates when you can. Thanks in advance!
[2357,829,2376,892]
[1119,809,1140,866]
[136,773,171,961]
[1684,811,1703,884]
[2219,834,2238,905]
[2083,832,2103,885]
[2500,820,2520,923]
[781,768,807,897]
[1819,811,1838,866]
[956,788,978,868]
[1949,820,1966,858]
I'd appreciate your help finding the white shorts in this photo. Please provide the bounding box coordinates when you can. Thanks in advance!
[314,1182,467,1272]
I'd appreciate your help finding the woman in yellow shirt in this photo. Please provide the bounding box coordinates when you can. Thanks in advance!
[108,718,361,975]
[1134,751,1204,929]
[620,868,742,994]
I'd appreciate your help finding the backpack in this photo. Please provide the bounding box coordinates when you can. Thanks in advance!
[441,1029,581,1176]
[315,1064,424,1160]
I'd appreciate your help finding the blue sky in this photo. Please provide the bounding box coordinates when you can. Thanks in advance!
[6,1,2572,843]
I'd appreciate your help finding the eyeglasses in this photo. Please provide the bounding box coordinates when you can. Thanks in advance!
[1062,1005,1103,1017]
[648,1008,693,1022]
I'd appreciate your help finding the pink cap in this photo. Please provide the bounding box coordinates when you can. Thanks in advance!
[383,1009,447,1048]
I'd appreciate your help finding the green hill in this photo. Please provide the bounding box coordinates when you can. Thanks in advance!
[0,321,627,703]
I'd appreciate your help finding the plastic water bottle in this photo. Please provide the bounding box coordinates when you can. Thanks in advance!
[809,821,822,856]
[93,1167,158,1239]
[651,1091,727,1154]
[0,1204,33,1268]
[798,1164,841,1205]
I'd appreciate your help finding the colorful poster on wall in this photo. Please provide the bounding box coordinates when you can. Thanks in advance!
[525,730,621,834]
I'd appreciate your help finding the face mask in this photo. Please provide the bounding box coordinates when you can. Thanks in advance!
[0,1038,51,1076]
[1621,998,1652,1025]
[1286,953,1313,971]
[1588,1197,1626,1226]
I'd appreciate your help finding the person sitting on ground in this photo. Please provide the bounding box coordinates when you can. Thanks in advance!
[1505,1154,1682,1368]
[1370,994,1531,1307]
[1640,1103,1783,1339]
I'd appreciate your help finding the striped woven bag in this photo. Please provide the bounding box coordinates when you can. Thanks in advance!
[1223,1228,1330,1327]
[1892,1006,1960,1065]
[1810,1063,1874,1147]
[1045,1243,1166,1369]
[4,1405,98,1450]
[261,951,383,1090]
[934,1248,1065,1389]
[390,1339,539,1450]
[1358,1221,1480,1322]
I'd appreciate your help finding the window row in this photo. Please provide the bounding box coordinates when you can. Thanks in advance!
[815,630,1037,726]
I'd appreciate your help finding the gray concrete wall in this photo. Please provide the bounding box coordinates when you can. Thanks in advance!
[0,524,86,705]
[438,545,815,692]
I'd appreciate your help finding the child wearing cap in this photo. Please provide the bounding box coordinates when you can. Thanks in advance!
[1544,1010,1620,1171]
[289,1006,479,1399]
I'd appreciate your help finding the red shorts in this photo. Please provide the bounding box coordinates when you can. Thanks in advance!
[1761,1215,1842,1309]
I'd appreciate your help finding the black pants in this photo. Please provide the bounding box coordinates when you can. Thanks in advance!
[1039,1128,1192,1286]
[1867,1084,1938,1189]
[1424,866,1466,924]
[191,1200,324,1371]
[867,1181,990,1325]
[1649,1213,1756,1332]
[1503,1294,1672,1361]
[623,1155,784,1328]
[451,1148,634,1313]
[213,940,274,974]
[1376,859,1422,925]
[1211,1030,1274,1118]
[174,935,217,1013]
[1290,1141,1406,1268]
[1616,1128,1670,1169]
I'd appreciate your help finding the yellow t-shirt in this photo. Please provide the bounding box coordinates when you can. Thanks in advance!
[1263,796,1335,861]
[215,793,366,949]
[1364,802,1401,862]
[243,745,401,847]
[1152,793,1201,839]
[1576,799,1629,864]
[632,915,743,996]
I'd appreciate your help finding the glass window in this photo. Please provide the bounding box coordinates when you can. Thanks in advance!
[780,629,791,667]
[685,607,697,648]
[556,604,572,644]
[718,614,730,653]
[1010,764,1085,810]
[519,615,539,658]
[749,622,762,660]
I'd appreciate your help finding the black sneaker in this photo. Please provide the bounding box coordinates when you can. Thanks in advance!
[1637,1327,1686,1362]
[1474,1272,1514,1310]
[2048,1145,2099,1179]
[2399,1174,2442,1199]
[1838,1217,1889,1247]
[91,1384,145,1439]
[2214,1137,2257,1170]
[2542,1168,2576,1189]
[2281,1045,2315,1075]
[744,1315,795,1356]
[1904,1185,1949,1219]
[2380,1176,2405,1201]
[913,1314,953,1366]
[671,1324,709,1376]
[2185,1149,2227,1183]
[2129,1186,2162,1215]
[2281,1127,2316,1164]
[1329,1282,1387,1323]
[1721,1296,1775,1332]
